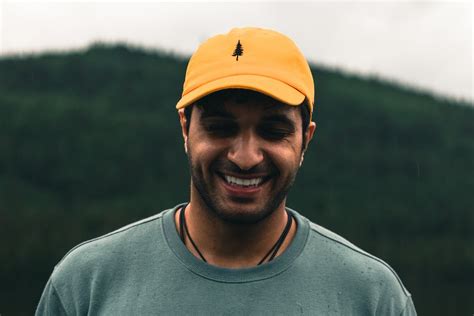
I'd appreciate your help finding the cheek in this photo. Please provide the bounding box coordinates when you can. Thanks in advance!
[266,144,302,171]
[188,137,226,166]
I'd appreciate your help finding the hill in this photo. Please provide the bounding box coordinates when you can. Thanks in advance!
[0,44,472,315]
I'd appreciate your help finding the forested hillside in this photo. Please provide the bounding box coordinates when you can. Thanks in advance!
[1,44,472,315]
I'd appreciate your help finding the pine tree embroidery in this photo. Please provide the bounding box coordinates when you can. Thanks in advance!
[232,40,243,61]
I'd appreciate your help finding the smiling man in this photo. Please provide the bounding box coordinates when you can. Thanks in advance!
[36,27,416,315]
[176,90,313,268]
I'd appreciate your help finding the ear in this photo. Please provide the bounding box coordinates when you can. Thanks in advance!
[178,109,189,153]
[304,121,317,149]
[300,121,317,166]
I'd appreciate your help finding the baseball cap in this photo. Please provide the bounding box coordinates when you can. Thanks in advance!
[176,27,315,115]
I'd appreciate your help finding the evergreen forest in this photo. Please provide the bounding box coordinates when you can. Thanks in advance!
[0,44,473,315]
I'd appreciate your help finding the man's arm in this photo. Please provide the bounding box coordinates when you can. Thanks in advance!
[36,278,68,316]
[400,296,417,316]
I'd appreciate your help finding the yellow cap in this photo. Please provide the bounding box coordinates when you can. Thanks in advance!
[176,27,314,114]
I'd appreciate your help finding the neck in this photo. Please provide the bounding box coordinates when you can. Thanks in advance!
[174,193,296,268]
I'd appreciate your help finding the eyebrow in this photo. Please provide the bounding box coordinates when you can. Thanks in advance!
[264,103,284,110]
[199,106,296,129]
[200,107,235,120]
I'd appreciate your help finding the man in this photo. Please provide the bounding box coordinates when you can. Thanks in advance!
[37,27,416,315]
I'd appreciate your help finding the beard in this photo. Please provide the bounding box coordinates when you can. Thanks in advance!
[187,151,299,225]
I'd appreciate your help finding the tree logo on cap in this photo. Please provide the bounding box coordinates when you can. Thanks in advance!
[232,40,243,61]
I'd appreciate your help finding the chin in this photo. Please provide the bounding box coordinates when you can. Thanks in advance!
[210,204,276,225]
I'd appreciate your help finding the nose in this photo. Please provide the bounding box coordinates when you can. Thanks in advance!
[227,131,264,171]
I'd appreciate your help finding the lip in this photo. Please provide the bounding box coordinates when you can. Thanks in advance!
[221,172,269,180]
[216,172,272,197]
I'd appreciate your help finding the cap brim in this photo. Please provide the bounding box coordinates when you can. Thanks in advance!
[176,74,305,109]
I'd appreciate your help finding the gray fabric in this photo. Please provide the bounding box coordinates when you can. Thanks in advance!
[36,204,417,315]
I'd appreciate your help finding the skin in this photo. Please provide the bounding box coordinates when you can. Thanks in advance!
[176,94,316,268]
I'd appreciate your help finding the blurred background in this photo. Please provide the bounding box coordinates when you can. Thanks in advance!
[1,1,473,315]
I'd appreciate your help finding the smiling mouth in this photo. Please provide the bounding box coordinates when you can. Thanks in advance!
[216,173,272,188]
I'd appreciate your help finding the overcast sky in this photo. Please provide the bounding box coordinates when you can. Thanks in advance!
[1,0,472,102]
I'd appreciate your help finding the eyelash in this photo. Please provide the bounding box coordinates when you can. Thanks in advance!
[259,128,292,140]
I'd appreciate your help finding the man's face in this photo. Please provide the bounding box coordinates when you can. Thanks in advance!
[180,95,315,224]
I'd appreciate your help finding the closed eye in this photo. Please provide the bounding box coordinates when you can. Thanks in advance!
[257,124,294,140]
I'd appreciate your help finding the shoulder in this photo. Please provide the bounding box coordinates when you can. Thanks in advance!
[50,210,169,284]
[297,214,415,314]
[39,209,175,314]
[307,220,410,293]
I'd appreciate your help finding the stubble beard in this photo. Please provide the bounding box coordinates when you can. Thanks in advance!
[187,151,299,225]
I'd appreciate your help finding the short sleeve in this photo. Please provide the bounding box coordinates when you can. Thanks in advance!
[36,278,68,316]
[400,296,417,316]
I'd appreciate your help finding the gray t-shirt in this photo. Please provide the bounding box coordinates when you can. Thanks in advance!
[36,204,416,315]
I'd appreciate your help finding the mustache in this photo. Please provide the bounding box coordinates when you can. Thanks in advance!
[212,159,276,175]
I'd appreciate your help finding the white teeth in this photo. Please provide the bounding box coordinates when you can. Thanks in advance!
[224,175,263,187]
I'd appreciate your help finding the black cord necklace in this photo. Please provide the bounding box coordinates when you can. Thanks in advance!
[178,205,293,265]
